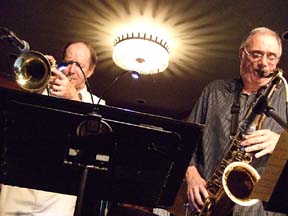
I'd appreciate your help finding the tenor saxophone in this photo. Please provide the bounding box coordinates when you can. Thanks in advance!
[192,69,283,216]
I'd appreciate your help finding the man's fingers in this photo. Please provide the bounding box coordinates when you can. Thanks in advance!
[51,68,66,79]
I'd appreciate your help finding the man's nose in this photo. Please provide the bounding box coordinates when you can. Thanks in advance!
[66,63,77,73]
[258,54,269,66]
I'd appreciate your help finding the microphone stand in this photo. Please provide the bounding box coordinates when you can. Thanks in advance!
[265,106,288,132]
[0,26,30,53]
[263,69,288,132]
[90,70,139,215]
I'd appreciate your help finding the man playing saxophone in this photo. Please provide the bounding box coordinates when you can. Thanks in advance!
[186,27,288,216]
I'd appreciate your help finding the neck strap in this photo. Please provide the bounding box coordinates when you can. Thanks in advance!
[230,79,242,137]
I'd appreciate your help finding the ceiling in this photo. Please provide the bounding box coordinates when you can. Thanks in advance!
[1,0,288,119]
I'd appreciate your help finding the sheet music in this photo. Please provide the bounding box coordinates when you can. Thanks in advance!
[250,131,288,201]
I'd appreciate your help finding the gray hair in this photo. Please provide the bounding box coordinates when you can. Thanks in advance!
[240,27,282,55]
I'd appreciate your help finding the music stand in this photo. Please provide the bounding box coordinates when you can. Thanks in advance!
[250,131,288,214]
[249,105,288,214]
[265,161,288,213]
[0,87,203,215]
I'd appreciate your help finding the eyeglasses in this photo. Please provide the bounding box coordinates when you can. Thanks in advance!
[243,48,279,64]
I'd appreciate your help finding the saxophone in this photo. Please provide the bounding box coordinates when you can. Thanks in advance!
[192,69,283,216]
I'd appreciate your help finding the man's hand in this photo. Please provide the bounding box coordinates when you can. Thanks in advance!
[241,129,280,158]
[49,68,80,101]
[186,166,209,212]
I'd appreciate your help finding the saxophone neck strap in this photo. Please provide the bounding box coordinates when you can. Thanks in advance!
[230,78,243,137]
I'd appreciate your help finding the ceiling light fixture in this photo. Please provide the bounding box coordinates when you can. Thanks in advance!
[112,32,169,75]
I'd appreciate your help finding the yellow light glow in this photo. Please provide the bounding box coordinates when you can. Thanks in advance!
[64,1,237,78]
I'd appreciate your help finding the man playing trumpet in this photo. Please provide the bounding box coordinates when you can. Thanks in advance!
[0,41,105,216]
[45,41,104,104]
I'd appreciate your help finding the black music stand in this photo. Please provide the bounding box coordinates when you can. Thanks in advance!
[0,87,203,216]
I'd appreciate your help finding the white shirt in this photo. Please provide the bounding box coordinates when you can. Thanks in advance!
[78,86,105,105]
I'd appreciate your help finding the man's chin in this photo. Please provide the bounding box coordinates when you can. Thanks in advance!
[255,78,271,88]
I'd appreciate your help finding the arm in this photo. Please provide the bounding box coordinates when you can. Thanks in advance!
[241,83,288,158]
[185,166,209,212]
[44,55,81,101]
[186,85,211,212]
[49,67,81,101]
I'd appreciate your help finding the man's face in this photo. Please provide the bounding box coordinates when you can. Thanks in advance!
[239,33,281,91]
[63,42,95,90]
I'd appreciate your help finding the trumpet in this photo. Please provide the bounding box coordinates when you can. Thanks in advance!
[13,50,70,93]
[13,50,52,92]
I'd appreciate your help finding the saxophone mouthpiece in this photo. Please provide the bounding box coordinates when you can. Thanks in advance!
[257,67,283,78]
[257,70,274,78]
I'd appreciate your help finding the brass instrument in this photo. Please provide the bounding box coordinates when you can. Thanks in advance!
[13,51,52,92]
[0,27,52,92]
[193,69,283,216]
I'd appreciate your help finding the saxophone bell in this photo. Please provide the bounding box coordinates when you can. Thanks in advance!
[222,161,260,206]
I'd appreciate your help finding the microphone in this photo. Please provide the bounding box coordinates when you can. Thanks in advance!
[0,27,30,53]
[97,71,140,105]
[281,30,288,41]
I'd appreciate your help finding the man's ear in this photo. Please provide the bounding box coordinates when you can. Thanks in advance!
[239,48,244,63]
[86,65,96,78]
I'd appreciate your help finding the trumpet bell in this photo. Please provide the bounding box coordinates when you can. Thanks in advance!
[222,161,260,206]
[13,51,50,92]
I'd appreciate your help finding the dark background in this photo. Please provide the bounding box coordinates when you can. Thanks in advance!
[1,0,288,119]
